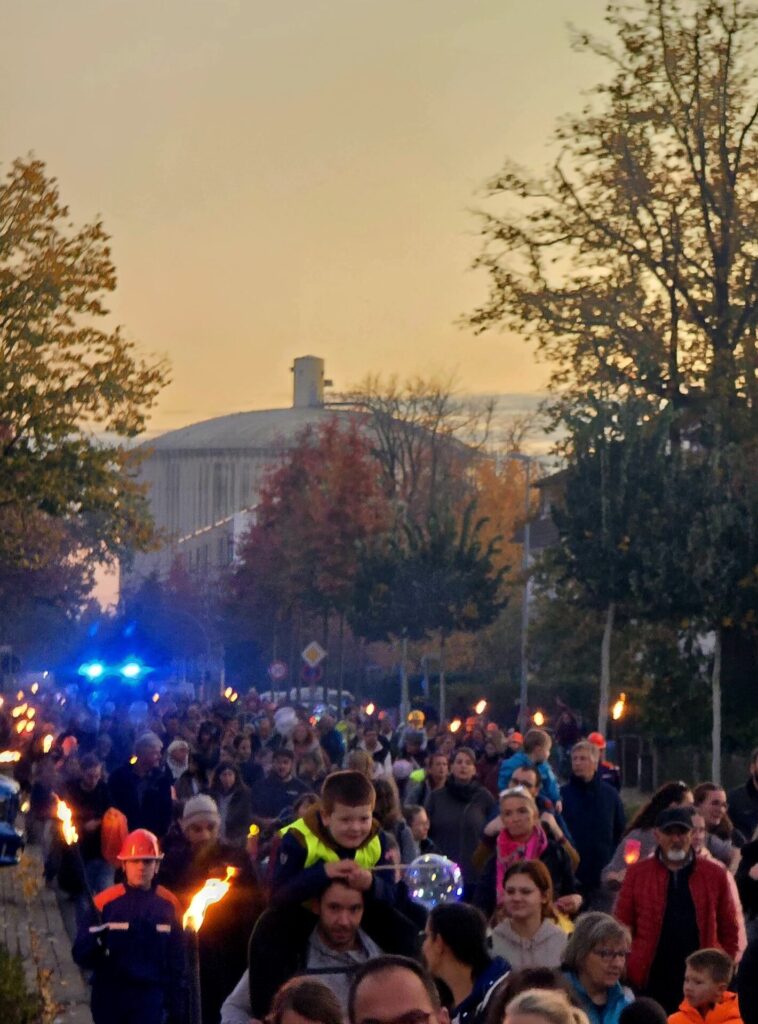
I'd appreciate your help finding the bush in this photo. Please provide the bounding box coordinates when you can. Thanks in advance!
[0,943,43,1024]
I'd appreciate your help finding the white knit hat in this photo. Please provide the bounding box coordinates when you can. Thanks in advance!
[182,794,220,823]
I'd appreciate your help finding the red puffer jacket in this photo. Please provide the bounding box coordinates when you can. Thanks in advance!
[614,855,740,990]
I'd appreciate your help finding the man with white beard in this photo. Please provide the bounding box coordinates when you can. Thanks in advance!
[614,807,740,1013]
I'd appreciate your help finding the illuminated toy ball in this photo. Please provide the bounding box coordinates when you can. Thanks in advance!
[405,854,464,910]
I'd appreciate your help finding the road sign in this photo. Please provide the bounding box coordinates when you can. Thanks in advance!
[301,641,326,668]
[301,664,323,684]
[268,660,288,682]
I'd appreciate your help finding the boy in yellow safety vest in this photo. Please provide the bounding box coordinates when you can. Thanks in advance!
[272,770,396,907]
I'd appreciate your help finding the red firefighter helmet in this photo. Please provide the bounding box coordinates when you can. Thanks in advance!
[117,828,163,861]
[587,731,606,749]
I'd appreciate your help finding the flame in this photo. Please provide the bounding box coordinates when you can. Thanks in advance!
[0,751,21,763]
[449,718,462,734]
[623,839,641,865]
[11,705,27,719]
[24,721,34,734]
[26,707,36,718]
[16,690,24,701]
[21,799,30,814]
[152,693,160,703]
[230,692,238,702]
[183,866,238,931]
[365,702,375,717]
[533,710,546,727]
[224,687,233,699]
[475,699,487,715]
[55,797,79,845]
[42,734,54,753]
[612,693,627,721]
[31,683,39,694]
[16,721,26,734]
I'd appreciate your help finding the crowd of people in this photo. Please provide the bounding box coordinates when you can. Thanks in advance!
[5,686,758,1024]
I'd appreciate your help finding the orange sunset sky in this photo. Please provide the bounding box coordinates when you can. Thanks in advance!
[3,1,611,436]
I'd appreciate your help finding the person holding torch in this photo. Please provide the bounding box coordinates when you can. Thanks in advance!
[72,828,186,1024]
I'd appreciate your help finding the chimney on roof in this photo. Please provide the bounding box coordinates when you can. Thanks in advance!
[291,355,332,408]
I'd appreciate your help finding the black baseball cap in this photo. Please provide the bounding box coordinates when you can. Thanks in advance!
[655,807,694,831]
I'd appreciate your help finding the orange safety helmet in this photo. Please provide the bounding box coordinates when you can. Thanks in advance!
[587,731,606,749]
[117,828,163,861]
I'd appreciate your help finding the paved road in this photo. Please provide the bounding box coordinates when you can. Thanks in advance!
[0,847,92,1023]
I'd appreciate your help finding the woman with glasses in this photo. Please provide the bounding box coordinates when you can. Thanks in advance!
[562,913,633,1024]
[474,787,581,918]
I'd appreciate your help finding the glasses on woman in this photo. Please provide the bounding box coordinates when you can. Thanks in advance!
[591,949,630,962]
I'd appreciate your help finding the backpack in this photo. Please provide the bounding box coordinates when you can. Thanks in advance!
[101,806,129,866]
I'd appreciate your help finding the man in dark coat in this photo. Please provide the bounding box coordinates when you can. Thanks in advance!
[108,732,173,840]
[728,748,758,840]
[560,740,625,909]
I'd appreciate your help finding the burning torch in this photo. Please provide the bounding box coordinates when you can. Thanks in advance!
[183,866,238,1024]
[55,795,99,913]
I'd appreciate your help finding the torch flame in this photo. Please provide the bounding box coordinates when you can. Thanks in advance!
[55,796,79,845]
[42,734,54,753]
[612,693,627,722]
[0,751,21,763]
[11,704,27,719]
[364,702,375,716]
[475,699,487,716]
[183,866,238,931]
[623,839,641,865]
[449,718,462,734]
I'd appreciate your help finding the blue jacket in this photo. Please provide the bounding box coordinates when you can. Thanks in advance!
[452,957,511,1024]
[72,883,185,1024]
[565,972,632,1024]
[498,751,561,806]
[560,774,625,890]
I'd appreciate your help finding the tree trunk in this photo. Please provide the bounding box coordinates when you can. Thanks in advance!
[438,633,447,722]
[711,629,722,784]
[399,635,409,720]
[597,601,615,735]
[337,612,345,717]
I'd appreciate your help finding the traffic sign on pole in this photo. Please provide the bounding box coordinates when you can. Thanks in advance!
[301,641,326,668]
[268,660,288,682]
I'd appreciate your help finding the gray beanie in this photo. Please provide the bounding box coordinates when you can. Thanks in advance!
[182,794,220,824]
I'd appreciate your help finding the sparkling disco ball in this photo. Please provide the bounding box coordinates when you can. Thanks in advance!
[405,854,464,910]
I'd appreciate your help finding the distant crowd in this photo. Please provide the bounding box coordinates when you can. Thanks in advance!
[5,688,758,1024]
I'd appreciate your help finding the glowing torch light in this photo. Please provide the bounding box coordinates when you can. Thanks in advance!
[16,690,24,701]
[25,707,35,718]
[533,710,545,727]
[183,865,238,931]
[24,721,34,734]
[623,838,641,865]
[449,718,462,734]
[15,721,26,735]
[184,866,238,1024]
[365,702,375,717]
[0,751,21,763]
[475,699,487,716]
[11,704,27,718]
[31,683,39,694]
[224,687,233,700]
[152,693,160,703]
[42,734,54,754]
[55,797,79,846]
[612,693,627,721]
[230,691,239,703]
[21,799,30,814]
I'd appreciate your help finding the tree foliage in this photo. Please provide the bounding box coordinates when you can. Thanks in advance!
[471,0,758,438]
[0,157,169,583]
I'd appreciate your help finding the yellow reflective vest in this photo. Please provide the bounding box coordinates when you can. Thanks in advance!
[280,816,382,869]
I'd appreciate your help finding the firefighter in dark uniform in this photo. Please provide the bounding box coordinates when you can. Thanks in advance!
[73,828,186,1024]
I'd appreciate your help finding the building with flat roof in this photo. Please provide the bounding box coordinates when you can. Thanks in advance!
[125,355,347,584]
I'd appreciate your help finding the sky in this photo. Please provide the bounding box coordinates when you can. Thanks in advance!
[2,0,611,436]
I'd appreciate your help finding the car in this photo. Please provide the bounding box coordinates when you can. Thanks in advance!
[0,774,24,866]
